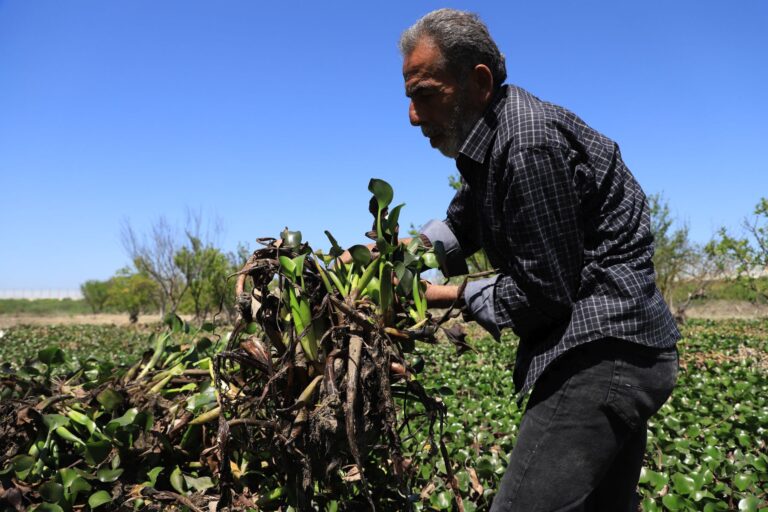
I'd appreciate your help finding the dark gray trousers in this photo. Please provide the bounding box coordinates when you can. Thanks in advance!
[490,339,678,512]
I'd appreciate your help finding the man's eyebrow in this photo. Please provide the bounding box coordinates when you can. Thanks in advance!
[405,81,435,97]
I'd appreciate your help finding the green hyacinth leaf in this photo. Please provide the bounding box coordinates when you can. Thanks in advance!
[385,203,405,237]
[43,414,70,432]
[11,454,35,479]
[394,264,413,296]
[145,467,164,487]
[671,473,696,495]
[84,440,111,466]
[69,476,92,495]
[324,230,344,257]
[38,346,65,366]
[348,245,372,268]
[661,493,683,511]
[96,467,124,483]
[183,475,215,492]
[279,255,296,277]
[55,426,85,446]
[96,388,123,412]
[170,466,187,494]
[39,481,64,503]
[88,490,112,509]
[66,410,97,435]
[293,254,306,278]
[422,252,440,269]
[733,472,754,492]
[368,178,394,209]
[31,504,64,512]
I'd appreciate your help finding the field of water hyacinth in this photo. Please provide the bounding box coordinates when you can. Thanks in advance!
[0,319,766,511]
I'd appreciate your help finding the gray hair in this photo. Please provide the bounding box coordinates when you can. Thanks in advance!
[399,9,506,88]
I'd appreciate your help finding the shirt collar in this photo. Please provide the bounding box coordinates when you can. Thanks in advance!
[457,85,509,165]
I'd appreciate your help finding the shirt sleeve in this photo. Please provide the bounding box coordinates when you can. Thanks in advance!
[463,275,502,340]
[493,146,584,338]
[419,219,469,277]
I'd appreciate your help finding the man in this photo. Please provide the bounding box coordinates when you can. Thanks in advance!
[400,9,680,511]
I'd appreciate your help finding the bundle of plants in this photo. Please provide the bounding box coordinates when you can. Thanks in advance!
[0,318,230,512]
[0,179,474,512]
[215,178,471,510]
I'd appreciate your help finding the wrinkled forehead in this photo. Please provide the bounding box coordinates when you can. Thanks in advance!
[402,38,446,81]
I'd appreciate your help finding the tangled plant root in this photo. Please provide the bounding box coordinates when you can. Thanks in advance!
[213,231,471,511]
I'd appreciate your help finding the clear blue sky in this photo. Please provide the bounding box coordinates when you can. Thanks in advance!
[1,1,766,290]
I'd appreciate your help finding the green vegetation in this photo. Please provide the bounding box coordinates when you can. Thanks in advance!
[648,193,699,311]
[3,190,766,511]
[637,320,768,512]
[80,281,111,314]
[709,198,768,303]
[1,319,765,511]
[0,319,224,512]
[670,277,768,305]
[119,214,247,323]
[0,299,91,316]
[0,324,152,365]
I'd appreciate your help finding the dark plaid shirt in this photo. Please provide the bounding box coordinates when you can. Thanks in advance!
[435,84,680,396]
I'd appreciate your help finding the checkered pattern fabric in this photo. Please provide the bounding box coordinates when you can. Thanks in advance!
[444,84,680,396]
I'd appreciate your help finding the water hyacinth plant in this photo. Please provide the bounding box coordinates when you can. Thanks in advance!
[220,177,469,510]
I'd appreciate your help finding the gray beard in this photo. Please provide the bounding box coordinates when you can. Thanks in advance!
[423,97,480,159]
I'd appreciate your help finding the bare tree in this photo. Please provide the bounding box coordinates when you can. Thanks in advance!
[121,216,188,316]
[670,247,720,323]
[121,210,227,318]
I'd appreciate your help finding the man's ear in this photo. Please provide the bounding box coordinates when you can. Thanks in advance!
[470,64,494,108]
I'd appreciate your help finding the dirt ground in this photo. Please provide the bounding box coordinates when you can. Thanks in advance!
[683,300,768,320]
[0,300,765,328]
[0,313,174,328]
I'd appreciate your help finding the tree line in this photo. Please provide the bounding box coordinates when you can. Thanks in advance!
[81,213,248,323]
[82,188,767,324]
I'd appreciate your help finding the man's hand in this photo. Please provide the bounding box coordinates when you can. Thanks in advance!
[423,283,463,309]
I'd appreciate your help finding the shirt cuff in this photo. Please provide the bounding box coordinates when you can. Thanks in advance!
[464,276,502,341]
[420,219,469,277]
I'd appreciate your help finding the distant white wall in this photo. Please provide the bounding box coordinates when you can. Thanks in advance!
[0,289,84,300]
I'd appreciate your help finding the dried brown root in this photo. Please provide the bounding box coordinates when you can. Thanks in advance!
[210,241,468,510]
[344,334,375,511]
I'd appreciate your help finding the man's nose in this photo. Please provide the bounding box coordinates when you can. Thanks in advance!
[409,101,421,126]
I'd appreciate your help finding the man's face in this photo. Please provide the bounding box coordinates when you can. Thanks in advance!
[403,39,478,158]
